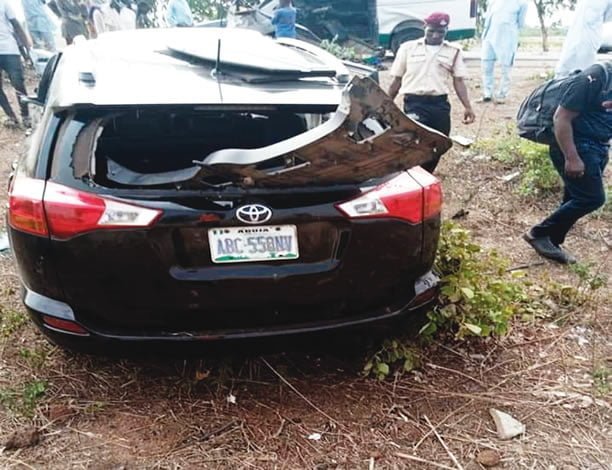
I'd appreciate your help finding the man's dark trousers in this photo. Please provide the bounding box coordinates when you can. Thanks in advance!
[404,94,451,172]
[531,141,608,246]
[0,54,29,120]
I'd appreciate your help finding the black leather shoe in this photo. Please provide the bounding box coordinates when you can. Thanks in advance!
[523,233,574,264]
[558,247,577,264]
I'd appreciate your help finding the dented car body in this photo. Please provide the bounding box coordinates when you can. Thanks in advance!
[8,28,450,353]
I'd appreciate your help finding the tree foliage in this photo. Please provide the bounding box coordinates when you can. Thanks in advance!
[479,0,577,51]
[184,0,259,22]
[186,0,228,22]
[532,0,577,51]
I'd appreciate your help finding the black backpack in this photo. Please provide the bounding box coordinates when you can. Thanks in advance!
[516,63,610,145]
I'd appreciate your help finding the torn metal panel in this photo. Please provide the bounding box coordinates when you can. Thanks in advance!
[194,76,452,188]
[73,116,113,179]
[106,159,201,186]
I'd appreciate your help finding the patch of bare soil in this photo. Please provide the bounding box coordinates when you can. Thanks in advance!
[0,59,610,469]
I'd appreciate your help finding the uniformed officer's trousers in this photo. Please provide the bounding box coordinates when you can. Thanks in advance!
[403,94,451,172]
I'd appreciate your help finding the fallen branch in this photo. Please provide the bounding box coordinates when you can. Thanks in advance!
[261,357,341,428]
[423,415,465,470]
[506,261,545,272]
[414,402,471,450]
[426,363,486,387]
[395,452,456,470]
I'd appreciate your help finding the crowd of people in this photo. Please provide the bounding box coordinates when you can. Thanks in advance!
[16,0,194,51]
[0,0,194,128]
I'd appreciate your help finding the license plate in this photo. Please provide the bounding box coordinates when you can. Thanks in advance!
[208,225,299,264]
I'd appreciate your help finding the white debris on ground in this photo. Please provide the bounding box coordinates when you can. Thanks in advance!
[489,408,526,440]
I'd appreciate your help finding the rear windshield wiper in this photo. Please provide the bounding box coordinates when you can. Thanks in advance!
[160,48,337,83]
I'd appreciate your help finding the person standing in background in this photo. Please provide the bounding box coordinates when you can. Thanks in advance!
[165,0,192,27]
[0,0,32,129]
[524,63,611,263]
[55,0,88,44]
[555,0,612,78]
[90,0,121,36]
[135,0,153,28]
[387,12,475,172]
[271,0,296,39]
[480,0,528,104]
[22,0,57,51]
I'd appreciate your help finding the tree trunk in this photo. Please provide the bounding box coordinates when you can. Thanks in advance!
[534,1,549,52]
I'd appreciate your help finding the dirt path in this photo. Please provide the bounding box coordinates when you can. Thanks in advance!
[0,54,610,469]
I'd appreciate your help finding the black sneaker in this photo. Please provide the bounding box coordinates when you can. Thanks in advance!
[523,232,574,264]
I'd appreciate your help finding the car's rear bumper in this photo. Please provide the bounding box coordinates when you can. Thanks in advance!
[23,270,439,355]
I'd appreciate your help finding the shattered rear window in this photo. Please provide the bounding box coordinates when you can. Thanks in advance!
[53,78,452,190]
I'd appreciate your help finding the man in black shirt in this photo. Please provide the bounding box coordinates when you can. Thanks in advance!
[524,63,611,264]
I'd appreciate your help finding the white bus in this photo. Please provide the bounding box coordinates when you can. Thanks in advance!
[378,0,478,52]
[259,0,478,53]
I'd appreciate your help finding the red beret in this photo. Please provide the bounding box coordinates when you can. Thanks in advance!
[424,12,450,27]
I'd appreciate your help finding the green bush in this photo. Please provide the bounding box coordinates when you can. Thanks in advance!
[0,380,47,417]
[421,222,531,338]
[517,140,561,196]
[363,339,420,380]
[0,309,27,338]
[472,124,561,196]
[319,38,358,61]
[471,123,522,165]
[364,222,536,378]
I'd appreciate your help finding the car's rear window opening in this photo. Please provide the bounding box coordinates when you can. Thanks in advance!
[64,108,333,189]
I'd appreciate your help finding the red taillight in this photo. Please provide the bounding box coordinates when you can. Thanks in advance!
[8,176,49,236]
[42,315,89,335]
[9,177,162,240]
[410,166,443,220]
[335,168,442,223]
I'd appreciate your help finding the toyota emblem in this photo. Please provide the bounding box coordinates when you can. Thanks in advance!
[236,204,273,224]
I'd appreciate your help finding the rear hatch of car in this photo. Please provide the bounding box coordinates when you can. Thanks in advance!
[11,78,449,335]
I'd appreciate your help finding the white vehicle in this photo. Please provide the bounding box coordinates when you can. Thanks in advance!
[259,0,477,53]
[378,0,478,52]
[600,21,612,52]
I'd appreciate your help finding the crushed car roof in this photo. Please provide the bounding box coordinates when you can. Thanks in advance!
[49,28,348,109]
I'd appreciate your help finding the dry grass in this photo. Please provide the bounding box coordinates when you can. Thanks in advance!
[0,62,609,469]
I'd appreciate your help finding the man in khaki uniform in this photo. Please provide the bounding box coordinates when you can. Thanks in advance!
[388,12,475,172]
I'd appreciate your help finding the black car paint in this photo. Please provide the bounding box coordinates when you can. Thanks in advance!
[9,47,443,354]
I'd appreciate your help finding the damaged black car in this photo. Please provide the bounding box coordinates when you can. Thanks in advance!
[7,28,450,353]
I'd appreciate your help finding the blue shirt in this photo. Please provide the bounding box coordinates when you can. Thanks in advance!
[271,6,296,38]
[166,0,192,27]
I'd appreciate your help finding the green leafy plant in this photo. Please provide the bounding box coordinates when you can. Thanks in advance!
[421,222,531,339]
[593,365,610,396]
[363,340,420,380]
[20,346,49,370]
[319,37,358,61]
[0,380,47,417]
[23,380,47,414]
[364,222,538,379]
[0,309,27,338]
[517,140,561,196]
[472,124,561,196]
[472,123,523,165]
